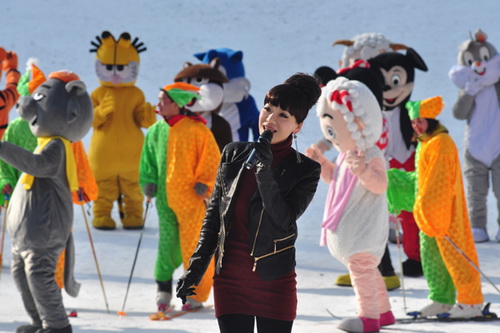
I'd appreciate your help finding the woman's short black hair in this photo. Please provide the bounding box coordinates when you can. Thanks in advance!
[425,118,440,135]
[264,73,321,124]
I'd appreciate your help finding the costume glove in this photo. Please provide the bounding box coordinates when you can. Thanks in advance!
[176,275,197,304]
[2,51,17,72]
[98,92,115,118]
[305,144,327,165]
[345,150,367,176]
[0,48,6,63]
[143,183,157,198]
[194,182,208,197]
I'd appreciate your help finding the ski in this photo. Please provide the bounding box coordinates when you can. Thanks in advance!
[398,303,498,324]
[149,305,175,320]
[151,304,213,321]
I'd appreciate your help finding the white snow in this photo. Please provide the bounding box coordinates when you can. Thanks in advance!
[1,0,500,332]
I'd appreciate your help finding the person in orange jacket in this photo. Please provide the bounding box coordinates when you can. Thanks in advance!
[388,96,484,318]
[154,82,220,311]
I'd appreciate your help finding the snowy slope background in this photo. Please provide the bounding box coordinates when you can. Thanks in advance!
[1,0,500,332]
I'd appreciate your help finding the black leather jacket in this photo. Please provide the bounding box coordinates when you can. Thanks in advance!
[186,141,321,283]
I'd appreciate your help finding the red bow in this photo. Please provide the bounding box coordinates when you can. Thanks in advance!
[330,89,353,112]
[337,59,370,75]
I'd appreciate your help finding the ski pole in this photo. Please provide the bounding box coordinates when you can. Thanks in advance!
[79,192,110,313]
[0,194,9,278]
[392,215,407,312]
[118,197,152,317]
[444,235,500,295]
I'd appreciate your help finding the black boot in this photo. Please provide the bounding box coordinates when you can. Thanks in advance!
[15,324,42,333]
[402,258,423,277]
[35,324,72,333]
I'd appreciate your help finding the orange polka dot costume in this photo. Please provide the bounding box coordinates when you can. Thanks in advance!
[391,96,483,309]
[162,83,221,303]
[88,31,156,230]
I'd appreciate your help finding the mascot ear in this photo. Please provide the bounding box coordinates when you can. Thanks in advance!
[228,50,243,61]
[65,80,87,97]
[406,48,428,72]
[315,66,338,86]
[209,57,221,70]
[193,51,206,61]
[183,61,193,69]
[66,99,81,124]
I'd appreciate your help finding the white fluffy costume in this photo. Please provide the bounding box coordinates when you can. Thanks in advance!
[449,29,500,242]
[0,71,93,333]
[314,77,393,333]
[88,31,156,229]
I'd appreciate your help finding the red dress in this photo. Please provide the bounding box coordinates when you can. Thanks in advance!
[213,136,297,321]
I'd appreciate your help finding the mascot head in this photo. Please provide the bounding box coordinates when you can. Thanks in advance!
[458,29,497,68]
[317,76,382,153]
[194,48,251,104]
[333,33,408,69]
[90,31,146,87]
[369,48,428,111]
[449,29,500,96]
[17,70,93,142]
[173,58,228,113]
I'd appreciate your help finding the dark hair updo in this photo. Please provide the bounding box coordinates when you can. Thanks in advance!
[264,73,321,124]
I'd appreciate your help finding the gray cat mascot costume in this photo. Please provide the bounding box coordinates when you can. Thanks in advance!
[0,70,93,333]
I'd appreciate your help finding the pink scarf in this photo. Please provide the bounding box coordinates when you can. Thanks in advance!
[320,153,358,246]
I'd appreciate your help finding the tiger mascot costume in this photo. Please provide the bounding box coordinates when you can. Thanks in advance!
[0,47,20,140]
[88,31,156,230]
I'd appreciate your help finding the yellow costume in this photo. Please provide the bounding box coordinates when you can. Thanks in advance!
[89,31,156,229]
[166,115,220,302]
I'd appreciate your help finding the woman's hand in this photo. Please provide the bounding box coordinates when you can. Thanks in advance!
[176,275,197,304]
[254,139,273,172]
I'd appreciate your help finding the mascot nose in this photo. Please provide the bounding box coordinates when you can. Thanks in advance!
[475,61,482,67]
[383,85,392,92]
[16,96,37,119]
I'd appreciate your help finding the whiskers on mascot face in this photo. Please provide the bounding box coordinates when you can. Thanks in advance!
[0,70,92,333]
[88,31,157,230]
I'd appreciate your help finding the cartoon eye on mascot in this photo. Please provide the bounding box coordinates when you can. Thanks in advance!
[194,48,260,142]
[449,29,500,243]
[173,58,232,152]
[89,31,157,230]
[0,70,93,333]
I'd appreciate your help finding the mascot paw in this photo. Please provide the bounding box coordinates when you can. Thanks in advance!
[122,215,144,230]
[92,216,117,230]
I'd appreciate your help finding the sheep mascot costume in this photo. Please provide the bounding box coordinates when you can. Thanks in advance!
[307,76,394,333]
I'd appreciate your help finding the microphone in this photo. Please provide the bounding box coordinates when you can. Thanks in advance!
[244,130,274,170]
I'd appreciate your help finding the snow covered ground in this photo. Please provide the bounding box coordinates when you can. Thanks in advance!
[1,0,500,332]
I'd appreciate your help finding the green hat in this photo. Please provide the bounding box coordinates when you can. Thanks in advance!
[161,82,200,108]
[406,96,443,120]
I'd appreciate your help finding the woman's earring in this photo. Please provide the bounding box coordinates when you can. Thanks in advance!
[294,134,302,163]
